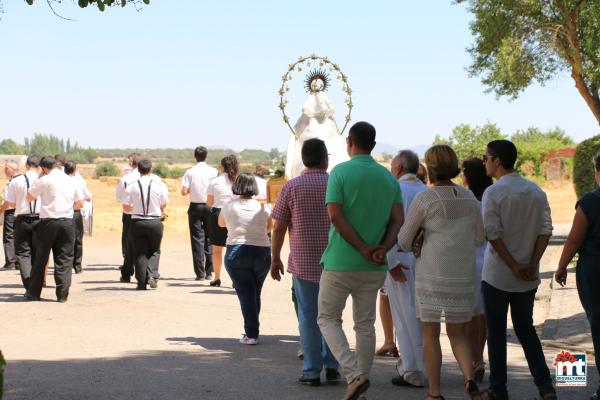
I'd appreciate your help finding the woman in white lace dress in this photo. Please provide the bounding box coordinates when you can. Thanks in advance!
[398,145,485,400]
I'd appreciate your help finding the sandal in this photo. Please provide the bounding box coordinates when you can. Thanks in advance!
[473,362,486,383]
[426,394,446,400]
[466,379,483,400]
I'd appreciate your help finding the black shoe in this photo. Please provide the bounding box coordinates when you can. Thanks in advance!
[466,380,482,399]
[298,376,321,387]
[148,277,158,289]
[120,276,131,283]
[24,292,40,301]
[391,375,423,388]
[482,389,509,400]
[325,369,341,382]
[74,269,82,274]
[57,296,68,303]
[195,274,206,281]
[209,279,221,287]
[136,285,147,290]
[538,384,557,400]
[206,273,213,280]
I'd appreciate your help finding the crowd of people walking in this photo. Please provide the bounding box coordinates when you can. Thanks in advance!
[3,121,600,400]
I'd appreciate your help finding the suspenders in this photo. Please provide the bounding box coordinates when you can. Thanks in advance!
[137,180,153,217]
[23,174,38,215]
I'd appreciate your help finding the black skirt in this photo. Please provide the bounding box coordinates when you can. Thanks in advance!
[209,208,228,247]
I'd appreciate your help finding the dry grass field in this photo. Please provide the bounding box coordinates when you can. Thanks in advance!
[1,174,579,235]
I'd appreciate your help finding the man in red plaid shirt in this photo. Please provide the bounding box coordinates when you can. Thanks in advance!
[270,138,340,387]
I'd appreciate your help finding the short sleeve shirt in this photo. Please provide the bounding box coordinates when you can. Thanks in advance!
[320,155,402,272]
[29,169,84,219]
[124,175,169,220]
[208,174,235,208]
[271,169,329,282]
[181,162,218,204]
[578,189,600,257]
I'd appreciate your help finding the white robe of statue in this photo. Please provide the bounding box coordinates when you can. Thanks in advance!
[285,92,349,179]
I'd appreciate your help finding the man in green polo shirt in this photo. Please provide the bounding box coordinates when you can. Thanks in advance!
[317,121,404,400]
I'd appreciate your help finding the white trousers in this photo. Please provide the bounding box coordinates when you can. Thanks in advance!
[384,255,424,375]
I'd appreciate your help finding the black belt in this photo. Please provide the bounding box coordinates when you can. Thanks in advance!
[16,214,39,221]
[74,210,82,214]
[132,215,161,219]
[41,217,70,221]
[4,209,15,214]
[190,202,207,205]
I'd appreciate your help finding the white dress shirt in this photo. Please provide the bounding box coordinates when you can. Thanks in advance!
[254,176,268,201]
[5,170,41,216]
[481,172,553,292]
[29,169,84,219]
[116,168,141,206]
[3,177,16,211]
[124,175,169,220]
[208,173,236,208]
[181,162,218,203]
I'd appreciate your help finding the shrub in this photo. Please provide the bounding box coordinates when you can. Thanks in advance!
[573,135,600,199]
[153,162,170,179]
[95,162,120,177]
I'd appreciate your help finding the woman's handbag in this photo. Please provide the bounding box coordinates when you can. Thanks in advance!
[412,228,425,258]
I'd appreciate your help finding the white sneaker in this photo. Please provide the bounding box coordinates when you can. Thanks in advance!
[239,334,258,345]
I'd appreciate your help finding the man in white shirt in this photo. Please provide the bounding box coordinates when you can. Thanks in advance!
[123,159,168,290]
[65,161,92,274]
[386,150,428,389]
[181,146,218,280]
[253,164,269,202]
[481,140,556,400]
[116,153,142,282]
[5,155,40,290]
[26,156,85,302]
[1,161,19,270]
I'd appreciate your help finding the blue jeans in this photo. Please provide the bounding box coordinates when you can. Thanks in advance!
[225,245,271,339]
[576,254,600,384]
[482,281,552,395]
[293,277,339,378]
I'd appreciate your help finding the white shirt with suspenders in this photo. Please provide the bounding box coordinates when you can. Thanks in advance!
[5,170,41,216]
[124,175,169,220]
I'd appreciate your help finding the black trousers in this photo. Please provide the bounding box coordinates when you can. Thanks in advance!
[131,218,163,288]
[3,208,17,269]
[188,203,213,278]
[73,210,84,272]
[121,213,135,278]
[15,215,40,289]
[29,218,75,300]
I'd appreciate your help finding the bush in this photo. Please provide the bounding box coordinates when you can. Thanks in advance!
[95,162,120,177]
[573,135,600,199]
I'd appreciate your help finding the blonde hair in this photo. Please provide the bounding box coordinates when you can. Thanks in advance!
[424,145,460,183]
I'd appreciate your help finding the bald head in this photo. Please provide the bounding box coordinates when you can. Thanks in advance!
[4,161,19,178]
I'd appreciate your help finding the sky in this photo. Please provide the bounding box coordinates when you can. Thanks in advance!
[0,0,598,151]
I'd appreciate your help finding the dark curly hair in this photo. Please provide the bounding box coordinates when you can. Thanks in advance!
[221,154,239,183]
[462,158,493,201]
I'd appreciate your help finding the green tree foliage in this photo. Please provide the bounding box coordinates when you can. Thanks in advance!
[0,139,24,155]
[573,135,600,198]
[20,133,97,163]
[456,0,600,125]
[511,127,574,175]
[25,0,149,12]
[95,162,120,177]
[433,122,506,161]
[152,162,185,179]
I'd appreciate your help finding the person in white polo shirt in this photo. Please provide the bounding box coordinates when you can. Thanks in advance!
[116,153,142,282]
[1,161,19,270]
[26,156,85,302]
[181,146,218,280]
[4,155,41,290]
[64,161,92,274]
[123,159,168,290]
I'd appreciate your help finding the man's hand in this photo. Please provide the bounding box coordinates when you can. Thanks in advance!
[555,266,568,287]
[359,246,386,265]
[389,264,409,282]
[270,258,285,281]
[511,264,538,281]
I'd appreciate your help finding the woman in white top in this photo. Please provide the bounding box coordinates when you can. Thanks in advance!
[461,158,493,384]
[207,155,239,287]
[398,145,485,400]
[218,174,272,345]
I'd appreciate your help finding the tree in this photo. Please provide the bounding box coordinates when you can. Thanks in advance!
[0,139,24,155]
[23,0,149,18]
[511,127,574,175]
[433,122,506,161]
[456,0,600,125]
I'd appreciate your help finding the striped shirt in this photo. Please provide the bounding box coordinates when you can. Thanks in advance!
[271,168,329,283]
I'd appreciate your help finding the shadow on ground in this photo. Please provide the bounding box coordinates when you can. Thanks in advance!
[5,336,596,400]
